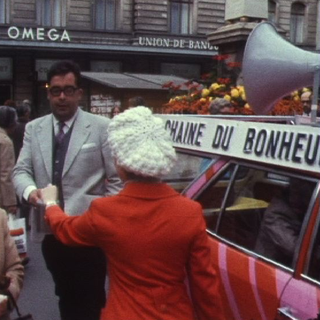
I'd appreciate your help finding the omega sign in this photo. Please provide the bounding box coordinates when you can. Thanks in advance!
[138,37,217,51]
[8,26,70,42]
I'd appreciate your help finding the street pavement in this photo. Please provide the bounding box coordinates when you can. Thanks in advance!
[12,231,60,319]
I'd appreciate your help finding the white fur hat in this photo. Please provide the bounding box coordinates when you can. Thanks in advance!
[108,106,176,178]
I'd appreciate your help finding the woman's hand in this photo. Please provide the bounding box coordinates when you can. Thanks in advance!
[41,184,58,205]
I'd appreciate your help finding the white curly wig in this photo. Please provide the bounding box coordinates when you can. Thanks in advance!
[107,106,177,178]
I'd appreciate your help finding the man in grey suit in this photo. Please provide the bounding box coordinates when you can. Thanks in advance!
[12,60,122,320]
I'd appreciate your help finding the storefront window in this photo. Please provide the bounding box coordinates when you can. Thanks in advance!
[170,0,193,34]
[95,0,117,30]
[268,0,277,23]
[37,0,66,27]
[0,0,8,24]
[290,2,305,43]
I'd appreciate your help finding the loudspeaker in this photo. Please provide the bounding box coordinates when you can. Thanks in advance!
[242,22,320,115]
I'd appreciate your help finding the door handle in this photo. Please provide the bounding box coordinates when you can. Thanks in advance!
[277,307,300,320]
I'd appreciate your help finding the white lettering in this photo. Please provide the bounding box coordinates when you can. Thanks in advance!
[7,26,71,42]
[48,29,59,41]
[22,28,34,40]
[8,26,19,39]
[60,30,70,42]
[173,39,180,48]
[37,28,45,40]
[138,36,214,51]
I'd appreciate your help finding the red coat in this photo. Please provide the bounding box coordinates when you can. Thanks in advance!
[46,182,225,320]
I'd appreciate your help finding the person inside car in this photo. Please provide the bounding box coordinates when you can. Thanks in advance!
[255,178,315,266]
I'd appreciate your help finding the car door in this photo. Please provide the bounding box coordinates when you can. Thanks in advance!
[278,185,320,320]
[191,161,319,320]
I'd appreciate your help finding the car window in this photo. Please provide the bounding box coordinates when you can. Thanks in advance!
[164,152,216,192]
[196,164,317,268]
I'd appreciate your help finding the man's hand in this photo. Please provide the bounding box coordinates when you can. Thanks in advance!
[28,189,43,207]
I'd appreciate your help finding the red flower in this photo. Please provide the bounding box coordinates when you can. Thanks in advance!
[213,54,230,61]
[218,78,231,84]
[162,81,174,88]
[201,73,212,80]
[227,62,242,68]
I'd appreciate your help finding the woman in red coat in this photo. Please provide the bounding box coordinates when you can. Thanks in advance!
[41,107,225,320]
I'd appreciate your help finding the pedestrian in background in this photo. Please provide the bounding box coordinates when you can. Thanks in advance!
[9,102,31,161]
[0,208,24,320]
[301,91,312,116]
[128,96,145,109]
[0,106,17,216]
[41,106,225,320]
[9,101,32,236]
[12,60,122,320]
[110,105,121,118]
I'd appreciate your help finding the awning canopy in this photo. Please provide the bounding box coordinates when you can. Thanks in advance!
[81,72,196,90]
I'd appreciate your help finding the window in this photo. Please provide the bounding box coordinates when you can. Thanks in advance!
[197,163,316,268]
[0,0,9,24]
[94,0,117,30]
[163,152,212,193]
[290,2,306,43]
[268,0,277,23]
[37,0,66,27]
[170,0,193,35]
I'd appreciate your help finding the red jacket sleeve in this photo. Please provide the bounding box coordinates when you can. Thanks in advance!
[45,203,99,247]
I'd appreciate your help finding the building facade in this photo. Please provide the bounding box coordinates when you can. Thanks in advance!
[208,0,320,62]
[0,0,319,116]
[0,0,226,116]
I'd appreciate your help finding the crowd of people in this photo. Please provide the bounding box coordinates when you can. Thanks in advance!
[0,60,226,320]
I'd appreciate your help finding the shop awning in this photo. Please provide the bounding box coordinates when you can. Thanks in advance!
[81,72,196,90]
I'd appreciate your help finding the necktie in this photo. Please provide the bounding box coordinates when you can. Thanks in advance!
[56,122,65,143]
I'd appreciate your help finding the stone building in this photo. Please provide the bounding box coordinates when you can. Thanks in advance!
[0,0,319,116]
[208,0,320,67]
[0,0,227,116]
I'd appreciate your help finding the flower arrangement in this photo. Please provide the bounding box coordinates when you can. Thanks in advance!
[162,54,308,116]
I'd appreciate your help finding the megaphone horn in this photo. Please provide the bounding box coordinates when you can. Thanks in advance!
[242,22,320,115]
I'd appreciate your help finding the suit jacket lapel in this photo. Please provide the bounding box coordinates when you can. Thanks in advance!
[62,109,90,177]
[37,115,54,180]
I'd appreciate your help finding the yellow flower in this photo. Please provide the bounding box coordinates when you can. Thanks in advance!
[201,89,210,98]
[210,83,220,91]
[237,86,245,95]
[224,94,231,101]
[200,98,207,102]
[302,87,311,92]
[244,103,251,109]
[231,88,239,98]
[293,96,300,101]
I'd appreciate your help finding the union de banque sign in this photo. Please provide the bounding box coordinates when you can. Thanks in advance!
[7,26,70,42]
[138,36,217,51]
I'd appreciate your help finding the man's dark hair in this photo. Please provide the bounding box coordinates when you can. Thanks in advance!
[47,60,82,87]
[0,105,17,129]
